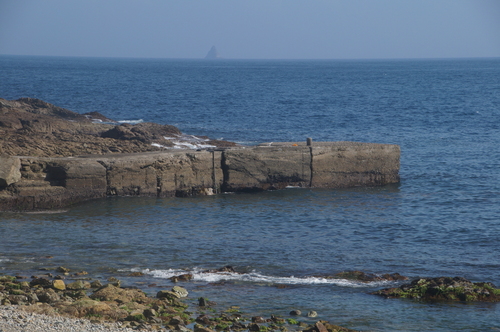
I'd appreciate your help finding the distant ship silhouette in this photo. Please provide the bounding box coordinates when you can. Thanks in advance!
[205,46,222,59]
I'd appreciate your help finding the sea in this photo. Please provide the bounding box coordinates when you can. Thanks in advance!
[1,55,500,331]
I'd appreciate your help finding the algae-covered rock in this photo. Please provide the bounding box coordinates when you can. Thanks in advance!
[36,288,61,303]
[52,279,66,291]
[66,280,91,290]
[195,324,217,332]
[302,320,358,332]
[372,276,500,302]
[157,290,181,300]
[30,277,52,288]
[90,284,147,303]
[90,280,102,288]
[0,276,16,283]
[172,286,188,298]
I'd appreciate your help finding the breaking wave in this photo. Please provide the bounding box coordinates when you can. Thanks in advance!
[118,119,144,125]
[133,267,393,288]
[151,134,216,150]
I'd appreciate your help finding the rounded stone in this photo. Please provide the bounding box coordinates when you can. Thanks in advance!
[172,286,188,298]
[307,311,318,317]
[56,266,70,273]
[52,279,66,291]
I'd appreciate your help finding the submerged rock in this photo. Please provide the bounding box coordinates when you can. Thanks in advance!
[56,266,70,274]
[307,311,318,318]
[331,271,407,282]
[203,266,237,274]
[372,276,500,302]
[170,273,193,282]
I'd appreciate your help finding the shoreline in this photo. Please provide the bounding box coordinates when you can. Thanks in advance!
[0,268,361,332]
[2,267,499,331]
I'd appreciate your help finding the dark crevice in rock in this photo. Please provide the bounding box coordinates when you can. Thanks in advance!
[156,175,162,197]
[309,146,314,188]
[96,161,114,196]
[220,151,230,193]
[211,150,217,194]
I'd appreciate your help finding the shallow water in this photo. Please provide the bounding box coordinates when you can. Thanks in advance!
[1,56,500,331]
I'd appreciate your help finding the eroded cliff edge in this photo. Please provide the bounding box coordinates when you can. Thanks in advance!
[0,97,236,157]
[0,98,400,211]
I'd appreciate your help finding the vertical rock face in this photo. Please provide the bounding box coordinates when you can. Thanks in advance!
[100,158,158,197]
[99,150,222,197]
[46,160,107,193]
[310,142,400,188]
[0,142,400,211]
[222,146,311,192]
[153,151,223,197]
[0,155,21,187]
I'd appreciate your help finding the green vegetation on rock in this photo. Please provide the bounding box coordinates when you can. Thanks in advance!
[372,276,500,302]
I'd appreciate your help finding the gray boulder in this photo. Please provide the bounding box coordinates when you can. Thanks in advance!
[0,155,21,187]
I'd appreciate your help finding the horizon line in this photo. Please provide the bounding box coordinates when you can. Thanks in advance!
[1,53,500,62]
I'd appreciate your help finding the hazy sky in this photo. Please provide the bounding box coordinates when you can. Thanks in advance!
[1,0,499,59]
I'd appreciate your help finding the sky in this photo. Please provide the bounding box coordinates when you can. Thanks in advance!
[1,0,499,60]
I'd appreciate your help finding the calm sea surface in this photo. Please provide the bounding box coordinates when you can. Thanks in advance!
[1,56,500,331]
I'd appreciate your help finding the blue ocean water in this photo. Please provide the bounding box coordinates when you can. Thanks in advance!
[1,55,500,331]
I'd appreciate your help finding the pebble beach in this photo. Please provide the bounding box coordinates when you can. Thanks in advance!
[0,305,140,332]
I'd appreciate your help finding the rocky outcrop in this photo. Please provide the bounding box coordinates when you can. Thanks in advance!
[327,271,408,283]
[223,142,400,192]
[0,97,235,157]
[0,97,400,211]
[0,141,400,211]
[372,276,500,302]
[222,145,311,192]
[309,142,400,188]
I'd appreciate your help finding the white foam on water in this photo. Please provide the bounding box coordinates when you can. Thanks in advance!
[172,142,216,149]
[118,119,144,125]
[151,143,168,148]
[154,135,217,150]
[137,268,390,288]
[23,210,69,214]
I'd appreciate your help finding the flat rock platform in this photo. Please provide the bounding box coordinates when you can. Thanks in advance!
[0,141,400,211]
